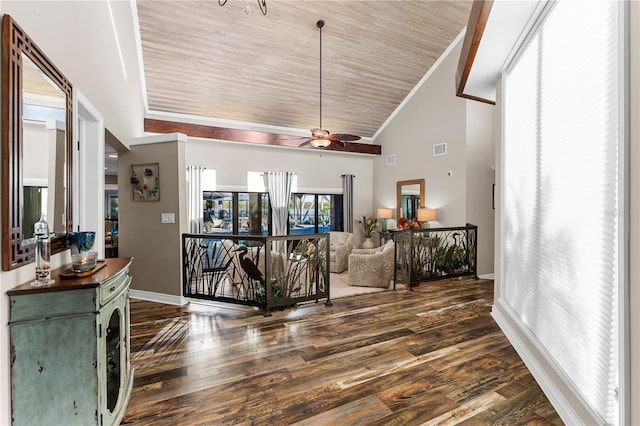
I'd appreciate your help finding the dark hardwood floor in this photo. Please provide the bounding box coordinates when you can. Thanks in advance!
[122,278,563,425]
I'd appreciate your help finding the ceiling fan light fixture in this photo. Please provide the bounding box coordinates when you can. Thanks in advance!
[311,128,329,138]
[218,0,267,16]
[310,138,332,148]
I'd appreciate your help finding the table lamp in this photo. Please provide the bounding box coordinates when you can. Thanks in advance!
[377,208,393,232]
[417,208,437,235]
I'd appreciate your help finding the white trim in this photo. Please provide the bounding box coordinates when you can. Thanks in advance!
[74,89,105,257]
[131,0,149,113]
[45,120,65,131]
[372,29,466,141]
[24,178,48,187]
[188,298,258,313]
[492,301,601,425]
[130,132,188,146]
[618,1,631,423]
[129,289,189,306]
[478,273,494,280]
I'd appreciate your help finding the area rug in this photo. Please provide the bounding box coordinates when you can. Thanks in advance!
[329,271,391,299]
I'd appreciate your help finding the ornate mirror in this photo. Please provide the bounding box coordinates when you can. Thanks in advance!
[2,15,73,270]
[396,179,425,221]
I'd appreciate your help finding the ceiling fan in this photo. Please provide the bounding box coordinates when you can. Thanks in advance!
[299,20,362,148]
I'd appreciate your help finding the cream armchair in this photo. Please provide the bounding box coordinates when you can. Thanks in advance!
[348,240,395,288]
[329,231,354,273]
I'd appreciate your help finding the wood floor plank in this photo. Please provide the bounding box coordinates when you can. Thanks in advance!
[122,278,563,425]
[290,395,392,426]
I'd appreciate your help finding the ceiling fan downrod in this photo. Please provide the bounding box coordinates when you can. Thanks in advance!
[317,19,324,131]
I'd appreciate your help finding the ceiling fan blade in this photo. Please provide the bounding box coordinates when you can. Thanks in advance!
[328,133,361,142]
[298,139,313,147]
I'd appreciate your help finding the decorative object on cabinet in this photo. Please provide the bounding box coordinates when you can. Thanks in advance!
[7,257,134,426]
[130,163,159,201]
[348,240,395,289]
[32,214,53,286]
[59,259,108,278]
[398,217,410,229]
[377,208,393,232]
[393,224,478,289]
[2,14,74,271]
[68,231,98,272]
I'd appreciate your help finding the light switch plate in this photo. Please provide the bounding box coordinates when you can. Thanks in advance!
[161,213,175,224]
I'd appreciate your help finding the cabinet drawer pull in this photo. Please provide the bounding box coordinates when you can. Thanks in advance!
[110,286,116,293]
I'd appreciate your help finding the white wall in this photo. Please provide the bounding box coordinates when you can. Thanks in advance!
[23,122,50,182]
[186,139,375,246]
[373,40,467,228]
[0,3,146,423]
[372,37,495,275]
[0,1,144,144]
[465,101,495,276]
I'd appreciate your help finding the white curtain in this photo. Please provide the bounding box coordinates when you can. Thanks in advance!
[187,165,204,233]
[264,171,293,238]
[502,1,622,423]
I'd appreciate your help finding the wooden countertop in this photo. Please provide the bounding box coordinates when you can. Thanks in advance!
[7,257,133,296]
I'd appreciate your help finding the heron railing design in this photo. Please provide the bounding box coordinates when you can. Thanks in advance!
[182,233,331,315]
[393,224,478,288]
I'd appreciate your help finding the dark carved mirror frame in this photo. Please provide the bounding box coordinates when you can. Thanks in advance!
[2,14,73,270]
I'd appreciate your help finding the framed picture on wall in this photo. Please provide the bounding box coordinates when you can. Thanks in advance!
[130,163,159,201]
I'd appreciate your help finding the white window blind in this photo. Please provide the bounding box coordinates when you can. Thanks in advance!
[503,1,621,424]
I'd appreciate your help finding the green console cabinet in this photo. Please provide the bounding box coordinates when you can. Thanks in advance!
[8,257,134,426]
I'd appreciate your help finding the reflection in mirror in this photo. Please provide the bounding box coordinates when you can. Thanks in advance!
[396,179,425,222]
[2,14,73,270]
[22,54,67,240]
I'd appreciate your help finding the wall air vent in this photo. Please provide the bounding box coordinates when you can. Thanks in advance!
[385,154,396,165]
[433,143,447,156]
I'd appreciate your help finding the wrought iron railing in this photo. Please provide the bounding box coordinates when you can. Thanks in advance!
[182,233,331,315]
[393,224,478,288]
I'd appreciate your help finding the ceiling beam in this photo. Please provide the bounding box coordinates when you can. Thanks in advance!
[455,0,496,105]
[144,118,382,155]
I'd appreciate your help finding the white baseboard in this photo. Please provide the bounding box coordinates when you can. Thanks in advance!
[129,289,189,306]
[492,300,600,425]
[478,273,495,279]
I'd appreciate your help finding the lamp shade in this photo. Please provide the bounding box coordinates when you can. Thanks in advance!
[417,208,437,222]
[377,208,393,219]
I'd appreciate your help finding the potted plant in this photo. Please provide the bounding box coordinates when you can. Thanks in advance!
[358,215,379,249]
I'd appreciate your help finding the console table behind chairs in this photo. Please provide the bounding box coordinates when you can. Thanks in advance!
[392,224,478,288]
[183,233,332,316]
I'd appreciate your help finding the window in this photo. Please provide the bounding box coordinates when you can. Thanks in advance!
[502,1,623,424]
[289,193,342,235]
[203,191,342,236]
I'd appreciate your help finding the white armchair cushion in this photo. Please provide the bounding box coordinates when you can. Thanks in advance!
[348,240,394,288]
[329,231,354,273]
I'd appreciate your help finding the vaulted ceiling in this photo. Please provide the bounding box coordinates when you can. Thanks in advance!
[136,0,472,147]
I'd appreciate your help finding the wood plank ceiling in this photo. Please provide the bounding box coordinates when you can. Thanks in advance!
[136,0,472,152]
